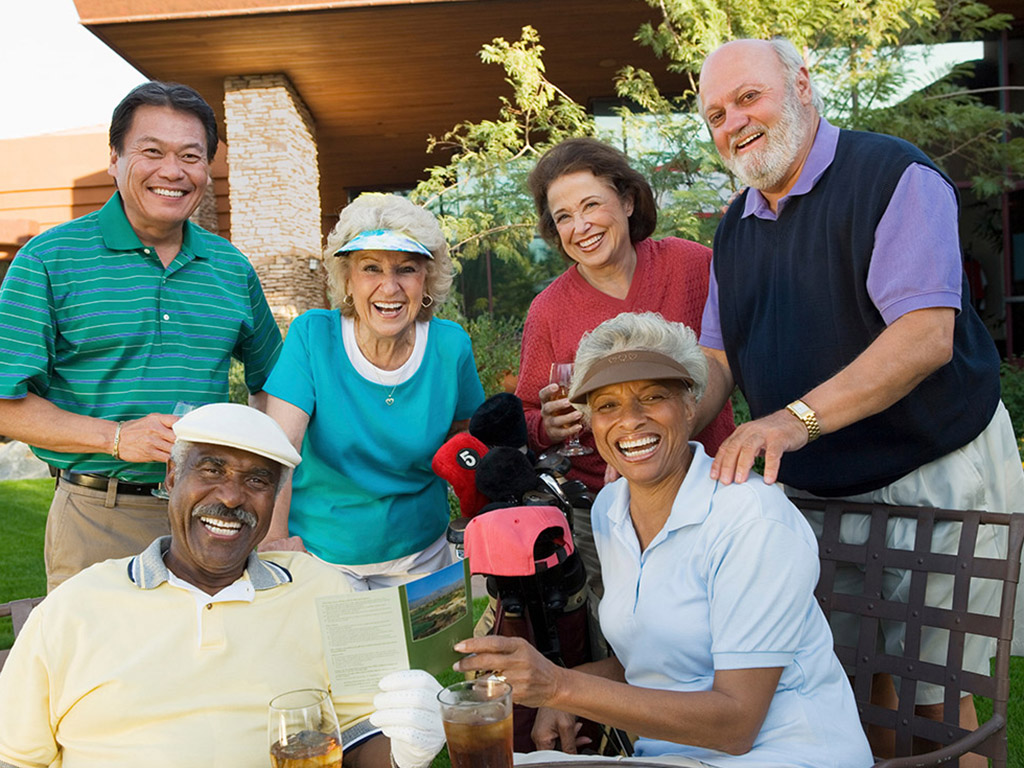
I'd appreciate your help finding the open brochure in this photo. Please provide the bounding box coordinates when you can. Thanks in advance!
[317,558,474,696]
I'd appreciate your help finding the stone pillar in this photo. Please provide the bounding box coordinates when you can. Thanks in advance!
[189,182,219,234]
[223,74,327,330]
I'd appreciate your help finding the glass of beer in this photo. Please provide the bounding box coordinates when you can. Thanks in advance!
[268,688,343,768]
[437,678,513,768]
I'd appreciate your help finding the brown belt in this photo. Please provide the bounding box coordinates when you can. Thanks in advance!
[59,470,160,496]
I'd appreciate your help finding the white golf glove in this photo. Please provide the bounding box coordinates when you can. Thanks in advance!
[369,670,446,768]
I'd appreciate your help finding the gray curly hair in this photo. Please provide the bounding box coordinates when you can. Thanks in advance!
[324,194,454,320]
[569,312,708,420]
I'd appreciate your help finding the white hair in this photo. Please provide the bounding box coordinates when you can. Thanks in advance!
[169,438,292,495]
[769,37,824,114]
[569,312,708,420]
[323,193,454,318]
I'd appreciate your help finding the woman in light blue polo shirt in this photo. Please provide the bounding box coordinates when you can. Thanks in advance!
[454,312,870,768]
[262,194,484,590]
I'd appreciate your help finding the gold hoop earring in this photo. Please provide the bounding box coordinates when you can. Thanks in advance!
[421,294,434,308]
[343,294,354,306]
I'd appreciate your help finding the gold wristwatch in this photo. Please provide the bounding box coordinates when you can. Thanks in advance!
[786,399,821,442]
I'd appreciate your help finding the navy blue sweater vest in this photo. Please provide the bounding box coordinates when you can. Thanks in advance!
[713,129,1000,496]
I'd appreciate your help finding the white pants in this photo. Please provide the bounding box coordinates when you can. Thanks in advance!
[312,532,453,591]
[791,401,1024,703]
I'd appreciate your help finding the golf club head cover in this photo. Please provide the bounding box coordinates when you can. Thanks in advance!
[469,392,529,450]
[475,445,539,507]
[432,432,490,517]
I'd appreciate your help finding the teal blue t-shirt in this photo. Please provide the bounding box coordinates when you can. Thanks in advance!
[264,310,485,565]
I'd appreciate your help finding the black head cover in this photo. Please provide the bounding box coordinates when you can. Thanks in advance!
[470,393,529,450]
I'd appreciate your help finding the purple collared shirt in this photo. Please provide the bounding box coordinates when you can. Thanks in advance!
[700,118,962,350]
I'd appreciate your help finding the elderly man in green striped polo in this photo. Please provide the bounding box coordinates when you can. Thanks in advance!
[0,82,283,591]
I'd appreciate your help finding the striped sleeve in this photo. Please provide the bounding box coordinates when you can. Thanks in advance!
[0,249,56,400]
[235,261,282,393]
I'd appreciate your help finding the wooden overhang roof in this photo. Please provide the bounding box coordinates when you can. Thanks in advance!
[72,0,678,218]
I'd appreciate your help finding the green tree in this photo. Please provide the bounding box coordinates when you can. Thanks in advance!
[619,0,1024,195]
[410,26,591,320]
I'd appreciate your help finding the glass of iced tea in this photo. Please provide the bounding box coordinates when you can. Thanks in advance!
[268,688,343,768]
[437,678,513,768]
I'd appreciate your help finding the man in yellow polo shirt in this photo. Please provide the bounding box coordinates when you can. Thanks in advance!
[0,403,445,768]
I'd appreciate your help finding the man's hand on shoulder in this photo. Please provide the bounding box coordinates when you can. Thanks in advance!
[710,408,810,485]
[116,413,179,463]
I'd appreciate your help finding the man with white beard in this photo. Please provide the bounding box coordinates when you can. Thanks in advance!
[694,37,1023,764]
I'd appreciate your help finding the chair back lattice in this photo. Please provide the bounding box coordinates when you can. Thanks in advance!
[796,499,1023,768]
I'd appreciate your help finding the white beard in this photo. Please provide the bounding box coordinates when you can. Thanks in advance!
[723,86,809,192]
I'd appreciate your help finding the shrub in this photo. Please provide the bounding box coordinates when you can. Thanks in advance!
[463,314,523,397]
[229,359,248,405]
[730,388,751,425]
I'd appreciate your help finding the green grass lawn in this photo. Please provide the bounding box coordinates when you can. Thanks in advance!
[0,478,50,647]
[1,478,1021,765]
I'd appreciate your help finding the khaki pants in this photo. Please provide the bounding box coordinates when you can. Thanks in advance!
[44,477,170,592]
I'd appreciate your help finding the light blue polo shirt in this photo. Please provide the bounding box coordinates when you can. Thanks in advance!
[592,444,871,768]
[264,309,484,565]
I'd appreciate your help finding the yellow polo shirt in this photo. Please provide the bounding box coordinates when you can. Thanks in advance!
[0,539,376,768]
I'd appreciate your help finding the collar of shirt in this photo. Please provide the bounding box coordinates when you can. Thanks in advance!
[127,536,293,591]
[97,191,207,261]
[742,117,840,221]
[166,568,255,605]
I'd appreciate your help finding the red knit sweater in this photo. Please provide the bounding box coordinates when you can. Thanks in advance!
[515,237,735,491]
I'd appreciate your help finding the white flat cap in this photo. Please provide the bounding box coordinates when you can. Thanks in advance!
[173,403,302,468]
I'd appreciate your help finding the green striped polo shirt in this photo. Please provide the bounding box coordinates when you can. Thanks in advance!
[0,193,283,483]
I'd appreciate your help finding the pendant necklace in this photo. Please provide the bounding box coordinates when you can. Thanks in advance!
[367,360,401,406]
[357,323,409,406]
[370,369,399,406]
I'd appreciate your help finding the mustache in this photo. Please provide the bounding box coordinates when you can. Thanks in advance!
[191,503,258,529]
[729,124,767,153]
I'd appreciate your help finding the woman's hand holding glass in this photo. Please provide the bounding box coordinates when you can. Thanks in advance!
[453,635,563,709]
[538,382,580,440]
[453,637,593,753]
[542,364,592,456]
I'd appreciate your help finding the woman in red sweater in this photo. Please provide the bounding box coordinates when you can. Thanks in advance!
[516,137,734,491]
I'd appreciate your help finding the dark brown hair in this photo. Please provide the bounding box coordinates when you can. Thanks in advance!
[527,137,657,257]
[110,82,218,162]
